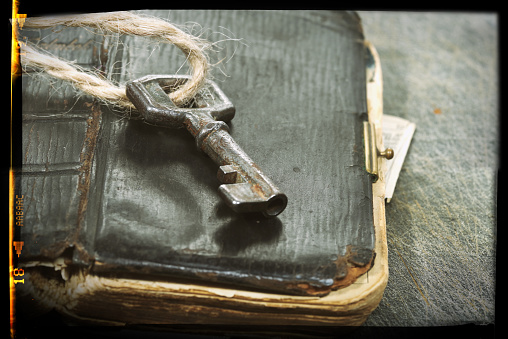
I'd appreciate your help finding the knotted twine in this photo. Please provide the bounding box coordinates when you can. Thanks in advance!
[19,11,212,109]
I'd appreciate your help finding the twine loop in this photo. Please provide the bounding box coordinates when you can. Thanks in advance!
[19,11,211,109]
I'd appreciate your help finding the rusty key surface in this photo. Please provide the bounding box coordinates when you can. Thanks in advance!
[126,75,288,217]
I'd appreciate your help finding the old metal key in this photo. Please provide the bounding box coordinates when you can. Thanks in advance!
[126,75,288,217]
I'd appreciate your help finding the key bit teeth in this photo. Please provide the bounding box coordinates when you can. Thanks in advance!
[217,165,243,184]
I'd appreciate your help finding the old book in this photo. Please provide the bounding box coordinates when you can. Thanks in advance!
[12,10,390,331]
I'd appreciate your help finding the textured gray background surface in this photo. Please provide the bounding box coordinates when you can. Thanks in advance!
[358,11,497,326]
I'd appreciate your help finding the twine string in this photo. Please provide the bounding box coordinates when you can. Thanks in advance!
[19,11,211,108]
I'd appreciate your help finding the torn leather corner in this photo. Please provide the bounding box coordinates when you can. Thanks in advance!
[286,246,376,297]
[333,245,376,289]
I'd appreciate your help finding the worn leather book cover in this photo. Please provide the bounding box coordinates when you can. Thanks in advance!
[13,10,389,329]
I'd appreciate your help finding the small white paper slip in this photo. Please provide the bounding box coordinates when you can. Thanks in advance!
[382,115,416,202]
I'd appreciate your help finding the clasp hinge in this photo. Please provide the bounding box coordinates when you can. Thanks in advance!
[363,121,393,182]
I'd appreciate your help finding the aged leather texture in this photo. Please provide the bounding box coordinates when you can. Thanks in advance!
[17,10,375,296]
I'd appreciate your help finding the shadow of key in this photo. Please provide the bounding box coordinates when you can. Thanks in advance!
[213,213,283,256]
[120,118,219,191]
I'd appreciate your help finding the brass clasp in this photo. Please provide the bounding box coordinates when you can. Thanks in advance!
[363,121,393,182]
